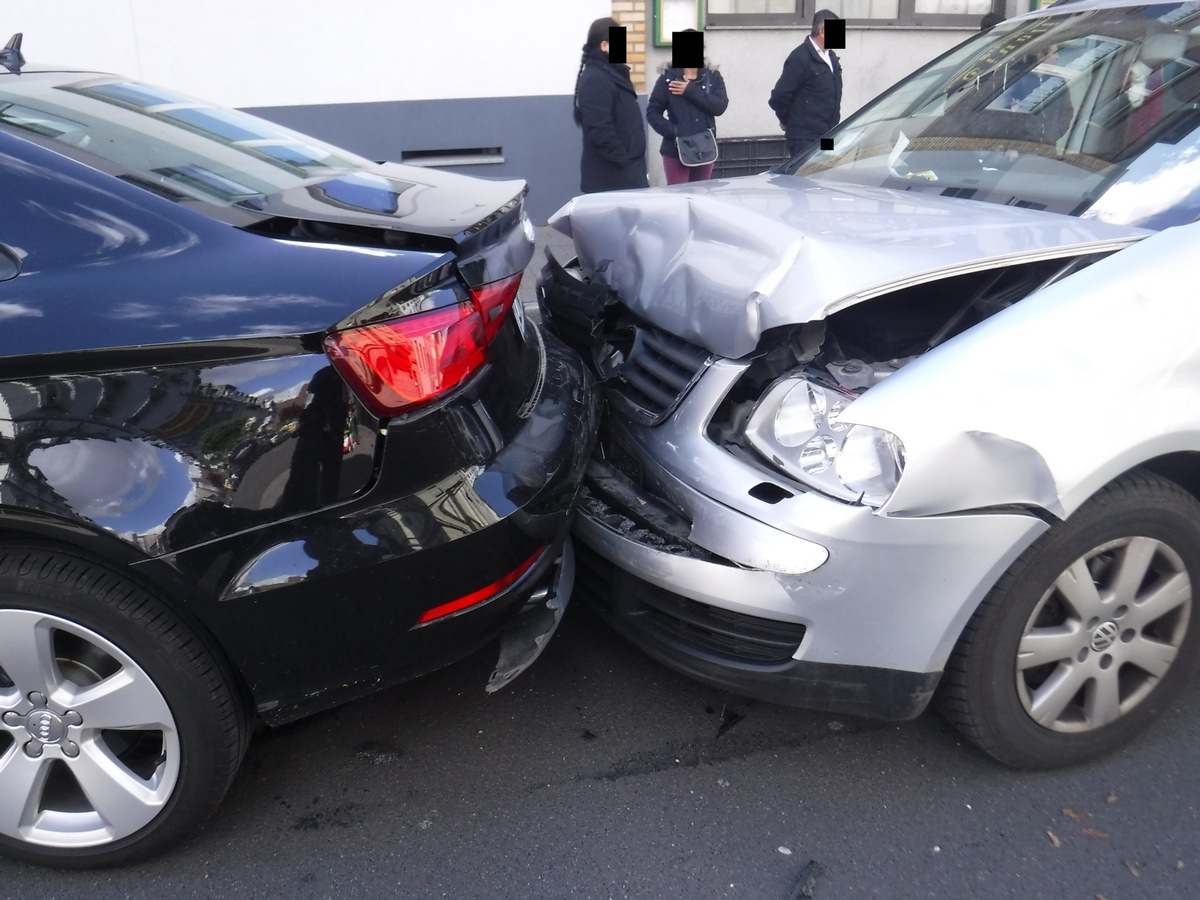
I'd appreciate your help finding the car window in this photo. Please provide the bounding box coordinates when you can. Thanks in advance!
[789,3,1200,224]
[0,76,387,206]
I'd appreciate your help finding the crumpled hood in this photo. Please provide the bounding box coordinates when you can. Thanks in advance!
[550,173,1149,358]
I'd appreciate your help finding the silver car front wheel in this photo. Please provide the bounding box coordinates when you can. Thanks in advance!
[1016,536,1190,733]
[940,471,1200,768]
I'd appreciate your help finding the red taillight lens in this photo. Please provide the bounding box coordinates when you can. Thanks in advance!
[469,273,522,342]
[323,300,487,418]
[415,547,545,625]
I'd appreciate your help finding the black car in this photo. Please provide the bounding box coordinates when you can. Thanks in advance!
[0,39,597,868]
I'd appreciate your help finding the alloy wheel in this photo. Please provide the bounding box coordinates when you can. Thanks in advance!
[1015,536,1191,733]
[0,609,181,849]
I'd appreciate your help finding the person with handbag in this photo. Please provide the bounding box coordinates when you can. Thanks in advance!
[574,17,649,193]
[646,48,729,184]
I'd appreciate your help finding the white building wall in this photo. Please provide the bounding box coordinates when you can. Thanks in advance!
[2,0,609,107]
[640,24,976,185]
[2,3,1011,215]
[650,26,974,139]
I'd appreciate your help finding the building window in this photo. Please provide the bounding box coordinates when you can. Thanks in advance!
[832,0,902,16]
[912,0,993,13]
[706,0,999,26]
[708,0,797,11]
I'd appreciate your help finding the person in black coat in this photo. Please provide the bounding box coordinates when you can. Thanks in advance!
[573,17,648,193]
[769,10,843,157]
[647,59,729,184]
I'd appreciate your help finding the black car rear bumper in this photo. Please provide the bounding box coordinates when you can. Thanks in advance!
[146,334,599,724]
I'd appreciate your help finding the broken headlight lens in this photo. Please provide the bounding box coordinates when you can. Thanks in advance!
[772,381,822,447]
[835,424,906,507]
[745,375,904,508]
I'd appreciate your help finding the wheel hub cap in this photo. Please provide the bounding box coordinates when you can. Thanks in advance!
[2,691,82,758]
[1089,620,1120,653]
[1016,535,1192,734]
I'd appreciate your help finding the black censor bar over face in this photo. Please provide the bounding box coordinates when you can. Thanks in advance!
[608,26,628,64]
[823,18,846,50]
[672,30,704,69]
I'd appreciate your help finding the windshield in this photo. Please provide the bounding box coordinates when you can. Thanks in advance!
[788,2,1200,227]
[0,75,383,206]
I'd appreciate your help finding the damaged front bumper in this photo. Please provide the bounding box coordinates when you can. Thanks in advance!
[572,362,1051,721]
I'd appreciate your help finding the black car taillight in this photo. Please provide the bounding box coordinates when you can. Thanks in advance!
[469,272,521,342]
[323,273,522,418]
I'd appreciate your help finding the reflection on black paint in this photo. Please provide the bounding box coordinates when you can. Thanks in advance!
[309,174,414,216]
[0,355,374,553]
[280,365,347,513]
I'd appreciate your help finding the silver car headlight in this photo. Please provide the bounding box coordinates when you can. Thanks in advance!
[835,424,906,507]
[745,376,905,508]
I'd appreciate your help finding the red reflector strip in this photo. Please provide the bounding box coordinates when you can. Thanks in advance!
[416,547,546,625]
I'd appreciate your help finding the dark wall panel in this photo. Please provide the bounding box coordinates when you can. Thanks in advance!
[247,95,585,225]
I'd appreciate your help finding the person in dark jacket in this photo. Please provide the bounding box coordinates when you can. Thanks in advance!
[769,10,843,157]
[647,55,729,184]
[573,17,648,193]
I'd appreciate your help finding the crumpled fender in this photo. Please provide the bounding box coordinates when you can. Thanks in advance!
[840,221,1200,519]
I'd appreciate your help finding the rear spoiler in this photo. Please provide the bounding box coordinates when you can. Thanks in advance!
[1,33,24,74]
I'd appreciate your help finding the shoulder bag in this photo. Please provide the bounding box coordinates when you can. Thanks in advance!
[676,128,718,167]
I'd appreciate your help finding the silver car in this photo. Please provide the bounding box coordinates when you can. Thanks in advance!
[539,0,1200,768]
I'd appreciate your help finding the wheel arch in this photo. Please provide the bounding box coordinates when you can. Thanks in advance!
[935,466,1200,766]
[0,507,258,730]
[1137,451,1200,506]
[932,457,1200,679]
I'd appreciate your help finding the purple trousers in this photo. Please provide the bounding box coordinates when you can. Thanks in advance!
[662,154,715,184]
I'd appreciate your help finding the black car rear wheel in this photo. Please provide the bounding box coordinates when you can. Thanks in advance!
[939,472,1200,768]
[0,547,247,867]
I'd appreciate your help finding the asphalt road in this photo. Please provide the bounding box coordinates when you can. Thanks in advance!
[5,595,1198,900]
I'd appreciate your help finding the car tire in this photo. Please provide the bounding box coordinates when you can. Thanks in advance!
[0,546,248,867]
[938,471,1200,769]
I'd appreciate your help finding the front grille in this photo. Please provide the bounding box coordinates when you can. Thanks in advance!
[577,543,806,665]
[611,326,711,426]
[537,255,612,353]
[538,256,711,427]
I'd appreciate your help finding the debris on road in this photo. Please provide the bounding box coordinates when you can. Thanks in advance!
[788,860,824,900]
[717,705,744,739]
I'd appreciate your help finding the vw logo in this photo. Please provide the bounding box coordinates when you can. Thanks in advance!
[1090,621,1120,653]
